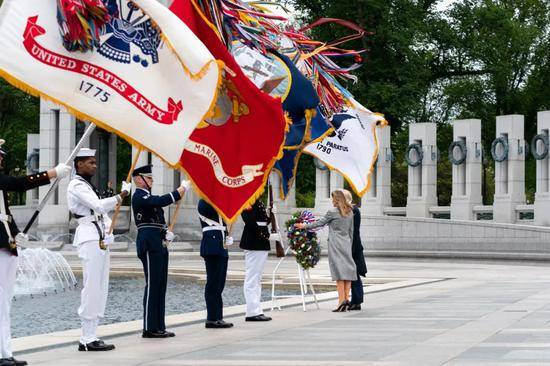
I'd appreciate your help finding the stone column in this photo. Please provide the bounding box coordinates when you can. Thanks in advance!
[25,134,40,205]
[450,119,482,220]
[37,100,75,235]
[406,123,437,218]
[132,146,148,170]
[493,115,526,223]
[361,125,391,215]
[314,168,331,211]
[314,169,344,213]
[534,111,550,226]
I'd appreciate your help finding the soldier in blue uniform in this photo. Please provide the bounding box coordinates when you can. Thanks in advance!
[198,199,234,329]
[131,164,189,338]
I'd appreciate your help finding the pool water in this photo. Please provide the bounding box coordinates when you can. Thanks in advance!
[12,276,288,338]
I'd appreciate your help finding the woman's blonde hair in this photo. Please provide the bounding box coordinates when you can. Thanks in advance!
[331,190,353,217]
[342,189,353,205]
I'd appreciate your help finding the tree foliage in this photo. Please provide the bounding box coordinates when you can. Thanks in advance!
[291,0,550,206]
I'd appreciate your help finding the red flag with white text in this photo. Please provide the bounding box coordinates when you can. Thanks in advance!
[170,0,287,222]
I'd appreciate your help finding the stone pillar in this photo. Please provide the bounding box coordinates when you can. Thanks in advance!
[132,146,149,170]
[269,171,294,210]
[37,100,75,235]
[108,134,117,185]
[151,156,173,197]
[167,168,202,240]
[314,169,344,213]
[493,115,526,223]
[450,119,482,220]
[25,134,40,206]
[534,111,550,226]
[150,156,178,228]
[362,125,391,215]
[406,123,437,218]
[314,168,331,211]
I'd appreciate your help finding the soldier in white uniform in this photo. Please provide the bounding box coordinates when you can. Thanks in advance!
[67,148,131,351]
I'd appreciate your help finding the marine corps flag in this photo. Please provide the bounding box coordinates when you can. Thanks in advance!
[0,0,221,165]
[304,99,388,195]
[170,0,287,222]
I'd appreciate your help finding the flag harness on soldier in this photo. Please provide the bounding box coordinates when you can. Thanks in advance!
[72,176,107,250]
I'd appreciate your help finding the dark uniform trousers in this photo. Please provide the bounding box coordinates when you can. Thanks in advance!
[137,229,169,332]
[351,276,364,305]
[132,187,181,333]
[350,206,367,305]
[198,199,229,322]
[204,255,228,321]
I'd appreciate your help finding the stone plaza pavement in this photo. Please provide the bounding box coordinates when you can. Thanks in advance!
[14,254,550,365]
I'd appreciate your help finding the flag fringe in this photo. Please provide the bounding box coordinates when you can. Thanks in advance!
[179,107,289,223]
[0,63,224,170]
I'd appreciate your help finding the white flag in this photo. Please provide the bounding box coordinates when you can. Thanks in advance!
[304,99,387,195]
[0,0,221,165]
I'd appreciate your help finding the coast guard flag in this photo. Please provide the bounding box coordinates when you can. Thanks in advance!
[0,0,221,166]
[304,99,388,195]
[170,0,287,222]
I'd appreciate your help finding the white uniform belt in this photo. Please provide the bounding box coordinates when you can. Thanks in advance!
[77,215,98,224]
[0,213,12,223]
[256,222,268,226]
[202,226,225,232]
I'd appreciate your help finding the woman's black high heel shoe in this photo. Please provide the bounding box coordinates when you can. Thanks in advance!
[344,300,351,311]
[332,301,349,312]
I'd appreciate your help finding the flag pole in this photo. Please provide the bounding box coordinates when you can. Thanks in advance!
[168,169,185,232]
[23,123,97,234]
[108,148,142,235]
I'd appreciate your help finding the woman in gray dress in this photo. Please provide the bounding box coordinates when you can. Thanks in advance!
[295,190,357,312]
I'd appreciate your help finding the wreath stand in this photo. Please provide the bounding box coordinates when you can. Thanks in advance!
[270,237,319,312]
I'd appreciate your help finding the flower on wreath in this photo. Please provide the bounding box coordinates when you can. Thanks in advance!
[284,210,321,270]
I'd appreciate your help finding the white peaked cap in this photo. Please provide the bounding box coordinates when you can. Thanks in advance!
[76,148,96,158]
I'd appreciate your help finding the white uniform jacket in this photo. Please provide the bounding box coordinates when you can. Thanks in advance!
[67,175,118,246]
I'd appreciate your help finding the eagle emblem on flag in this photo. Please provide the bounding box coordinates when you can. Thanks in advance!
[97,0,161,68]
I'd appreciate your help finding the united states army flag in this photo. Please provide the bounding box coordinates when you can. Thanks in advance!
[0,0,221,166]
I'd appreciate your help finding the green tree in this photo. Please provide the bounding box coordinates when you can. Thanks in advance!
[290,0,550,206]
[0,79,40,204]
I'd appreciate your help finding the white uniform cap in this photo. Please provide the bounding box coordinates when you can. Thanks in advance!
[76,148,96,158]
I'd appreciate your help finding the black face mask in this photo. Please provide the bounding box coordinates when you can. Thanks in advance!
[78,173,93,182]
[139,175,152,191]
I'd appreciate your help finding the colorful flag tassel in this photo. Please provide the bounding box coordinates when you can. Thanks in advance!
[56,0,111,52]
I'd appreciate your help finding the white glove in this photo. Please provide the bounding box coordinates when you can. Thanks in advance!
[269,233,282,242]
[271,204,278,214]
[225,236,234,246]
[103,233,115,245]
[15,232,29,246]
[165,230,175,242]
[121,181,132,194]
[54,163,72,179]
[180,180,191,191]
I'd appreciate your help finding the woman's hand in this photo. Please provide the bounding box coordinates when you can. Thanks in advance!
[294,222,306,229]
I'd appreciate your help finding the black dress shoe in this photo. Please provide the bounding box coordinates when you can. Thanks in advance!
[245,314,272,322]
[205,320,234,328]
[78,340,115,351]
[142,330,171,338]
[3,358,26,366]
[158,330,175,337]
[348,303,362,311]
[0,358,15,366]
